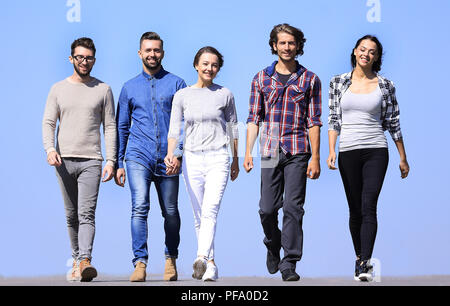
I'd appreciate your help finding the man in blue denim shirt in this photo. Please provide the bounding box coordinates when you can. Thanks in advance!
[115,32,186,282]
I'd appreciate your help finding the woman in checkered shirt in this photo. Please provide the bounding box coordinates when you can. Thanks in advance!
[327,35,410,282]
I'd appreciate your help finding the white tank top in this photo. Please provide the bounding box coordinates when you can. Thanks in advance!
[339,85,388,152]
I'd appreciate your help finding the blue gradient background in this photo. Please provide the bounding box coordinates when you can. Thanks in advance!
[0,0,449,278]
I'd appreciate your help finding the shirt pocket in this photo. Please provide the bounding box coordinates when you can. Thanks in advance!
[159,95,174,112]
[261,85,278,103]
[288,85,306,104]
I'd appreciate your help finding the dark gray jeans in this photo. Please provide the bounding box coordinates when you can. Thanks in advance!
[259,150,310,272]
[55,158,102,262]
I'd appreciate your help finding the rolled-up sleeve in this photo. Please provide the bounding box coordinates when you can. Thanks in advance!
[306,74,322,128]
[247,74,264,125]
[383,82,402,141]
[328,77,342,134]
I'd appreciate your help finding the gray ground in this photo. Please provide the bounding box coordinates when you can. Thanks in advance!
[1,274,449,286]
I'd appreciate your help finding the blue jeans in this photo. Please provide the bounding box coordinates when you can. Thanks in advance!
[126,160,180,266]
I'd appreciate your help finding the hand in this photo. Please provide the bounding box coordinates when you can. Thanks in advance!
[307,158,321,179]
[164,153,180,175]
[167,157,181,175]
[102,164,115,182]
[243,154,254,173]
[327,152,337,170]
[47,151,62,167]
[230,157,240,181]
[115,168,126,187]
[399,159,410,179]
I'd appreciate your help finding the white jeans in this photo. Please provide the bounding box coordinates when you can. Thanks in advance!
[182,146,230,260]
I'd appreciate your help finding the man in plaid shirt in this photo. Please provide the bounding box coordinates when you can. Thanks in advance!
[244,24,322,282]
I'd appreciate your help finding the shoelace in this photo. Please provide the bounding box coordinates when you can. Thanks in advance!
[359,260,373,272]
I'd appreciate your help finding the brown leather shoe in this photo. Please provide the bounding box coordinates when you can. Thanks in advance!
[164,258,178,281]
[130,261,147,282]
[79,258,97,282]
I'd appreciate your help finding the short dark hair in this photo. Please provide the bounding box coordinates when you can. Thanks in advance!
[269,23,306,56]
[193,46,224,70]
[140,31,164,49]
[351,35,383,72]
[71,37,96,56]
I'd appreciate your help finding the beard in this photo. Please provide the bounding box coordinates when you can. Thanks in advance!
[278,52,296,63]
[73,62,92,78]
[142,57,162,72]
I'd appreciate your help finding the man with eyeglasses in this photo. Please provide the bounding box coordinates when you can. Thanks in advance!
[42,37,117,282]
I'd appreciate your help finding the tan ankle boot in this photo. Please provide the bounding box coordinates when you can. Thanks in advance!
[130,261,147,282]
[79,258,97,282]
[164,258,178,281]
[67,260,80,281]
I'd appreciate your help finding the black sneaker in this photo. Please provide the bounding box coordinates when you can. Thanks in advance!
[281,269,300,281]
[266,248,280,274]
[354,258,361,281]
[358,260,373,282]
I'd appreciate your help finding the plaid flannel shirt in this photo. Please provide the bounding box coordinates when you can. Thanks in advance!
[328,71,402,141]
[247,61,322,157]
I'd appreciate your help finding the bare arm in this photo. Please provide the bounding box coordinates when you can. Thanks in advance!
[230,138,239,181]
[394,138,409,179]
[243,123,259,173]
[307,126,321,179]
[327,130,339,170]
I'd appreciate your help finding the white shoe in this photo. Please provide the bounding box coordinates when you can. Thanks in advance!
[202,262,218,281]
[192,257,207,280]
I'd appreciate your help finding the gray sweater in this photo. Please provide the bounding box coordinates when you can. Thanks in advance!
[168,84,239,152]
[42,78,117,166]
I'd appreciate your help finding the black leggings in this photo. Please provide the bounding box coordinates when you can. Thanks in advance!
[338,148,388,261]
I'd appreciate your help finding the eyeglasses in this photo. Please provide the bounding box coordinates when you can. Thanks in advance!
[73,55,96,63]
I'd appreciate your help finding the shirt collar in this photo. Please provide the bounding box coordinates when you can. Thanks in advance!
[142,66,166,80]
[265,60,305,77]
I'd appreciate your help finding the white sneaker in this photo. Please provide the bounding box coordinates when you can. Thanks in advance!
[192,257,207,280]
[202,262,218,281]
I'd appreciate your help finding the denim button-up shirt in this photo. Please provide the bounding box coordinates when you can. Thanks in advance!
[116,68,186,176]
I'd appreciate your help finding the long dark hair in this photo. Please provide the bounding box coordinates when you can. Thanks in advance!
[351,35,383,72]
